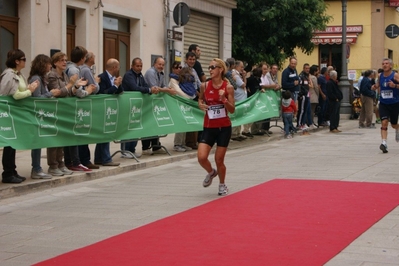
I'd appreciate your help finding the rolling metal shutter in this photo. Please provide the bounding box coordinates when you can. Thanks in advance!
[183,10,220,77]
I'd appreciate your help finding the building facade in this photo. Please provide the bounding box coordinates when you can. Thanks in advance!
[293,0,399,81]
[0,0,236,78]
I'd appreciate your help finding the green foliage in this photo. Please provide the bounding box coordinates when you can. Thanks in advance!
[232,0,331,68]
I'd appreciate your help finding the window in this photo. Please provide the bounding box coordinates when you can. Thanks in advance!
[0,1,18,73]
[103,14,130,76]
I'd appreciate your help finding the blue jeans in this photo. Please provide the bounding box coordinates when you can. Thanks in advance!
[123,141,138,153]
[78,144,92,165]
[94,143,112,164]
[31,149,42,172]
[282,113,294,136]
[317,97,327,125]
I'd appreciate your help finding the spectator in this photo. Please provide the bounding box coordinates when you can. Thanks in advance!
[231,60,251,140]
[28,54,60,179]
[281,90,297,139]
[47,52,88,174]
[78,51,100,169]
[183,51,203,150]
[358,70,377,129]
[326,70,342,133]
[94,58,123,165]
[168,61,193,152]
[0,49,38,183]
[142,56,175,155]
[309,64,320,127]
[317,67,329,126]
[188,44,206,82]
[281,57,300,102]
[247,66,266,136]
[122,57,159,156]
[64,46,96,172]
[297,63,313,133]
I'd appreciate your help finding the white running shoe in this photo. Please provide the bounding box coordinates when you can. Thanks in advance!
[203,168,217,187]
[218,184,229,196]
[142,149,154,155]
[173,145,186,152]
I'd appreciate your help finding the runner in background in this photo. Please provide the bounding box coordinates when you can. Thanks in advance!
[197,58,235,196]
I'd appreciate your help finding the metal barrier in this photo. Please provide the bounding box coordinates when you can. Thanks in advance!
[112,135,171,162]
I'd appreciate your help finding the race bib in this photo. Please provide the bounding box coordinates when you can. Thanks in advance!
[207,104,227,119]
[381,90,393,99]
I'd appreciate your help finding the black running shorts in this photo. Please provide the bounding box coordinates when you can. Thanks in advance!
[379,102,399,125]
[199,126,232,148]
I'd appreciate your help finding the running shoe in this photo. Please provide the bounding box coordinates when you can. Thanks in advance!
[203,168,218,187]
[218,184,229,196]
[380,143,388,153]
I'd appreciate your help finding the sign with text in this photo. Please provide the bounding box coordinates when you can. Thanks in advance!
[0,91,280,149]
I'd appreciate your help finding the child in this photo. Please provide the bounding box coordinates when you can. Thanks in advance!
[281,90,297,139]
[179,67,198,99]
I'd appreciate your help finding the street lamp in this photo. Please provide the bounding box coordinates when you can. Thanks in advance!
[339,0,351,115]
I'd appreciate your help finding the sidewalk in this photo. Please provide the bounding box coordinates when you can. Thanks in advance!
[2,118,399,265]
[0,120,289,199]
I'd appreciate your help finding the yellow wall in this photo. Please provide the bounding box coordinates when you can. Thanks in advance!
[287,1,399,81]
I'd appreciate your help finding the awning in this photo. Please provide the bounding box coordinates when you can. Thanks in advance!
[389,0,399,7]
[311,33,358,45]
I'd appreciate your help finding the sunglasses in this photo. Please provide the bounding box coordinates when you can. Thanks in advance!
[208,65,220,70]
[174,66,182,69]
[19,58,26,62]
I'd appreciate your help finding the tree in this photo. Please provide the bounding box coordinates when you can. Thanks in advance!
[232,0,331,68]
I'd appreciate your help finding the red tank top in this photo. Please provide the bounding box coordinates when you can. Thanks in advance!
[203,80,231,128]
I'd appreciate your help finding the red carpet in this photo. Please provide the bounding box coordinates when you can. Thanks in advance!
[35,179,399,266]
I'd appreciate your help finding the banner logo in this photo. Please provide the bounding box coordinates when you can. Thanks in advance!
[0,100,16,139]
[74,99,92,135]
[178,102,199,124]
[128,98,143,130]
[152,98,174,127]
[104,99,118,133]
[34,100,59,137]
[255,99,269,113]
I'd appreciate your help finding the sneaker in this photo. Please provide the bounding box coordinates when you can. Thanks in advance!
[218,184,229,196]
[142,149,154,155]
[182,145,193,151]
[59,166,73,175]
[48,168,64,176]
[153,149,167,154]
[375,118,381,124]
[396,128,399,143]
[2,176,23,184]
[121,153,134,159]
[68,164,92,172]
[173,145,186,152]
[203,168,218,187]
[380,143,388,153]
[285,134,293,139]
[31,169,52,179]
[242,131,254,138]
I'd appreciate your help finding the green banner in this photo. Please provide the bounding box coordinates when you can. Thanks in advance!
[0,91,280,149]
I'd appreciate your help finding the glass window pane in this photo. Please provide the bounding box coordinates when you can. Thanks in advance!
[0,0,17,17]
[67,8,75,25]
[119,40,127,76]
[0,26,14,73]
[103,14,129,33]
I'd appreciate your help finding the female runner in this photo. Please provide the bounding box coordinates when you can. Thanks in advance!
[198,58,235,196]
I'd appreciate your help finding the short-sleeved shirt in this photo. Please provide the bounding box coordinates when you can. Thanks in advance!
[379,71,399,105]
